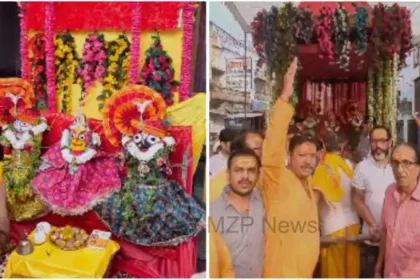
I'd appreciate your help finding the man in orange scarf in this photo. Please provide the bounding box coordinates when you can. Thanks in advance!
[262,58,320,277]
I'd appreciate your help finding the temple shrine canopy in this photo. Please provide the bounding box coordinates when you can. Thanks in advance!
[297,2,373,81]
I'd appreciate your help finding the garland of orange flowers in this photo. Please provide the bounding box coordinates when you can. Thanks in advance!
[55,32,79,114]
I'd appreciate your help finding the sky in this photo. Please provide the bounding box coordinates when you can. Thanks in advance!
[210,1,420,101]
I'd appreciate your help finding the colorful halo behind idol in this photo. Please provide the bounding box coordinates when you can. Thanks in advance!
[102,85,167,147]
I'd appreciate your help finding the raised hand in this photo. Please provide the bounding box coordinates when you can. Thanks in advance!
[280,57,298,102]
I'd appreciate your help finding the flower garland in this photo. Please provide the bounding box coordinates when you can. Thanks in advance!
[314,6,334,61]
[129,2,141,85]
[397,5,412,69]
[45,2,57,112]
[390,53,399,142]
[251,10,267,69]
[382,56,391,126]
[294,7,314,44]
[333,4,350,71]
[18,3,29,80]
[76,33,107,106]
[55,33,79,114]
[97,34,131,110]
[273,3,297,101]
[371,3,412,68]
[28,34,48,110]
[367,70,374,119]
[179,2,196,101]
[355,6,368,67]
[262,6,279,80]
[140,35,179,106]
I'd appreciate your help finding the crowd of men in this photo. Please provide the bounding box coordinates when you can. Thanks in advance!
[209,58,420,278]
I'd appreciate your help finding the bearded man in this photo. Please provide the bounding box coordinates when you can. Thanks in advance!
[351,126,396,278]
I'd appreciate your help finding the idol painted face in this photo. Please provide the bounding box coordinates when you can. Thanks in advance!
[14,119,32,133]
[391,145,420,189]
[70,130,89,152]
[129,132,175,162]
[370,128,391,161]
[228,155,260,197]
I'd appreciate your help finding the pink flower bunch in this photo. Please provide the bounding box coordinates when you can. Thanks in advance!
[314,6,334,61]
[77,33,107,105]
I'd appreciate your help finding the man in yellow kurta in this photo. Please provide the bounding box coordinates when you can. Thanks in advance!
[262,58,320,277]
[312,132,360,278]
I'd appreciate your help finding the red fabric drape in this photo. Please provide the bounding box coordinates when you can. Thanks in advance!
[301,81,367,117]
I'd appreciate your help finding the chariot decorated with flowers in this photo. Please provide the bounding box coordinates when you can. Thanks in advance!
[251,2,412,150]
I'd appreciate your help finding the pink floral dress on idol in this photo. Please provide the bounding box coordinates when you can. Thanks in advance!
[32,112,122,215]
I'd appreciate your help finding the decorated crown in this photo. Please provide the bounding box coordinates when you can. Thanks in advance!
[103,85,167,147]
[70,111,89,134]
[16,107,41,125]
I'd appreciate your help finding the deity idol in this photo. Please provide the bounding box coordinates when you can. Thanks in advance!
[0,78,49,221]
[297,101,319,138]
[32,112,122,215]
[95,85,205,246]
[341,101,364,132]
[320,111,341,137]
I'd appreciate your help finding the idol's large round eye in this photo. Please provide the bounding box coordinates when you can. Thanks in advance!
[133,134,142,143]
[79,135,86,141]
[146,135,160,145]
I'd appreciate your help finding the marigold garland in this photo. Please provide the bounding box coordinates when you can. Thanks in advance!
[97,34,131,111]
[55,32,79,114]
[77,33,107,106]
[28,33,48,110]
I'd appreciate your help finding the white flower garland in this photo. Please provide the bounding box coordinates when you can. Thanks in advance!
[333,6,350,71]
[2,120,48,150]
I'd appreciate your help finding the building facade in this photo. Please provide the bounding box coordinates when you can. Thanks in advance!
[210,22,268,149]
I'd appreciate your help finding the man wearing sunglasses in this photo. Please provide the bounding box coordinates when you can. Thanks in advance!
[375,143,420,277]
[351,126,395,278]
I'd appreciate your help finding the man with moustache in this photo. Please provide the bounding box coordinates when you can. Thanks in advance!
[375,143,420,277]
[210,130,264,202]
[351,126,395,278]
[210,148,265,278]
[262,58,320,277]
